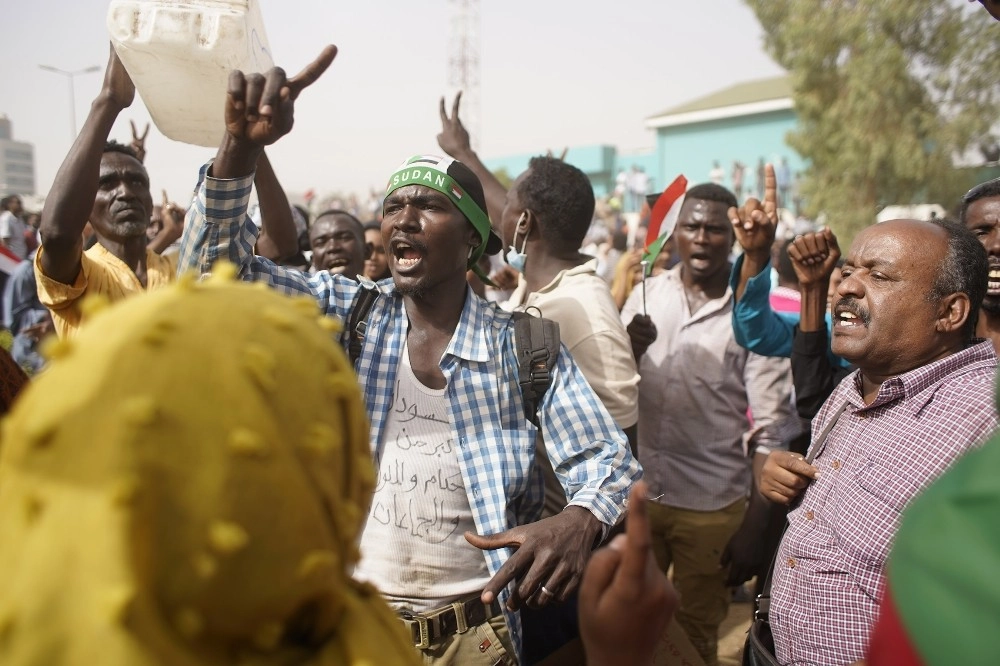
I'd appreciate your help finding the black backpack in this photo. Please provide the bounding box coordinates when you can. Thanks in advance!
[346,285,560,427]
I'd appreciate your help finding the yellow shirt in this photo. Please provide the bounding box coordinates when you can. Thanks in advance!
[35,244,178,338]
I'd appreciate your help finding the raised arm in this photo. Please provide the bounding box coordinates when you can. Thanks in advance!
[39,45,134,285]
[437,93,508,225]
[212,46,337,180]
[729,163,778,303]
[787,229,848,418]
[727,163,799,357]
[788,228,840,333]
[146,189,184,254]
[252,151,299,261]
[177,46,349,314]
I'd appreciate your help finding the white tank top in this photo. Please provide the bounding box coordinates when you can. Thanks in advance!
[354,343,491,611]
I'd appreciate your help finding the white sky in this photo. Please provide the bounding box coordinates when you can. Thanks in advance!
[3,0,783,206]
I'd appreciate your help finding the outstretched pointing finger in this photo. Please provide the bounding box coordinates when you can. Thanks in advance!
[764,164,777,219]
[616,481,652,593]
[286,45,338,99]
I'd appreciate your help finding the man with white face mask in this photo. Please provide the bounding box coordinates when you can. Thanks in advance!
[499,157,640,455]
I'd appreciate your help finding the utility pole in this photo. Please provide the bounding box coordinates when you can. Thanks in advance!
[447,0,481,150]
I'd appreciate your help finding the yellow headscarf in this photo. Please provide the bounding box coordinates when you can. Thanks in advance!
[0,270,418,666]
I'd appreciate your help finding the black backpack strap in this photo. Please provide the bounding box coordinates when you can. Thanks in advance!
[347,282,381,366]
[511,309,560,427]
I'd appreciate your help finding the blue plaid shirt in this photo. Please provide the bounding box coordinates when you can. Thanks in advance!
[178,165,642,654]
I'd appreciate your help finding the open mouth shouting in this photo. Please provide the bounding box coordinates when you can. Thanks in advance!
[833,298,870,330]
[988,263,1000,295]
[390,236,427,273]
[321,256,351,273]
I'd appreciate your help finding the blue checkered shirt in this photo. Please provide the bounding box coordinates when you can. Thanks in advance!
[178,165,642,655]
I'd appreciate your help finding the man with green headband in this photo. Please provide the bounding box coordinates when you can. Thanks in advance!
[177,48,640,665]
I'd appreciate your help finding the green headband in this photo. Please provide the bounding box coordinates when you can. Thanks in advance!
[385,159,493,279]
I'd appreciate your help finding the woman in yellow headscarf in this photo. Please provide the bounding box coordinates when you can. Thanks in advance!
[0,270,418,666]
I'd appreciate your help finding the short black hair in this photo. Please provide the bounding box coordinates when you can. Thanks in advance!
[519,156,595,252]
[0,195,20,211]
[313,209,364,244]
[960,177,1000,224]
[103,140,140,161]
[684,182,738,209]
[927,218,988,342]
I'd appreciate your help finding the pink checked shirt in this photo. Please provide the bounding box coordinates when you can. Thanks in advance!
[770,340,998,666]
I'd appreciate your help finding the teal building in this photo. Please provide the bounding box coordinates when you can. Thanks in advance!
[482,75,805,204]
[482,145,657,198]
[645,75,803,200]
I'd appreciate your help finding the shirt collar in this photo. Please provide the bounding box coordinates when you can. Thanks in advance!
[442,285,498,363]
[851,340,997,413]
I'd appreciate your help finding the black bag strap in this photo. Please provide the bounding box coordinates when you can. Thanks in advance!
[511,309,560,427]
[345,293,560,426]
[347,283,380,366]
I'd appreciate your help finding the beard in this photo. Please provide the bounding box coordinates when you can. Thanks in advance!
[114,219,151,239]
[394,280,430,300]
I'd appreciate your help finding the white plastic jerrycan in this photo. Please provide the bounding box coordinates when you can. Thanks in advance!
[107,0,275,147]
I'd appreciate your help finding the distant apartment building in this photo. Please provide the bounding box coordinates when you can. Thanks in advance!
[0,116,36,196]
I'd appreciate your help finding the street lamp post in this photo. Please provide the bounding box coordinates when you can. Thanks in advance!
[39,64,101,139]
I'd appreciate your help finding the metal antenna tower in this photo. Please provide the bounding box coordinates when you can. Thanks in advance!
[446,0,481,150]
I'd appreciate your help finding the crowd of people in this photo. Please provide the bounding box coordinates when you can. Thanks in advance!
[2,3,1000,665]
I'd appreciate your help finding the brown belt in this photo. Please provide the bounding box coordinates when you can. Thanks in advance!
[398,595,501,649]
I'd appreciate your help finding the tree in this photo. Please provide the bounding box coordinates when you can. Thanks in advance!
[745,0,1000,241]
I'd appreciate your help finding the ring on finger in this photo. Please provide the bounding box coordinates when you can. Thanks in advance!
[539,585,554,598]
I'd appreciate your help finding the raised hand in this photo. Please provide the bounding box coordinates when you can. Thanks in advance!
[437,92,473,159]
[729,163,778,259]
[160,189,184,234]
[579,482,678,666]
[102,43,136,111]
[224,45,337,147]
[787,227,841,288]
[129,120,149,163]
[545,147,569,161]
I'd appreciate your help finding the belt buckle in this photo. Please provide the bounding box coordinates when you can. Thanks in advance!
[414,615,430,650]
[400,610,432,650]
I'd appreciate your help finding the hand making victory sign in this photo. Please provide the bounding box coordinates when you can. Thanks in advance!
[129,120,150,163]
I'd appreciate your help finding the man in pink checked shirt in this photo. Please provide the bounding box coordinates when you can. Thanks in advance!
[753,217,999,666]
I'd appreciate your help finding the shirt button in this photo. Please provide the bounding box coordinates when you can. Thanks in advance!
[831,460,842,471]
[805,510,815,521]
[472,485,480,498]
[787,558,796,568]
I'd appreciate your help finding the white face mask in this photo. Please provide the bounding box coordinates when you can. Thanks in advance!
[505,213,529,274]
